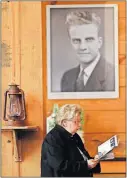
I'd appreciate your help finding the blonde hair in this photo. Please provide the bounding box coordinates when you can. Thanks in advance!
[56,104,82,125]
[65,11,101,31]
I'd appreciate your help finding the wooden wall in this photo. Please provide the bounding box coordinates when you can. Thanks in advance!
[1,1,126,177]
[2,1,43,176]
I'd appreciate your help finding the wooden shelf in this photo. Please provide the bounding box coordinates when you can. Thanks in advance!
[101,157,126,161]
[2,125,39,162]
[2,126,38,131]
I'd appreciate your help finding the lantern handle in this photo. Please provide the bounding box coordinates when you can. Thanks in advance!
[4,90,9,121]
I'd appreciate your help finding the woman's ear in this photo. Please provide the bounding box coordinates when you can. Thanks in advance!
[61,120,67,127]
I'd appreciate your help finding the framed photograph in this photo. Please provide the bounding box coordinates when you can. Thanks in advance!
[46,4,119,99]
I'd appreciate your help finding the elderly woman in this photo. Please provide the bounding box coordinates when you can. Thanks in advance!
[41,104,101,177]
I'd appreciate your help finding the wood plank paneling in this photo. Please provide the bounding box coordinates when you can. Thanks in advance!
[117,2,126,18]
[120,78,126,87]
[84,133,126,157]
[119,41,126,55]
[19,1,43,135]
[20,139,42,176]
[2,132,13,176]
[84,111,125,133]
[119,65,125,82]
[119,18,126,41]
[2,2,13,125]
[119,64,125,87]
[1,2,21,177]
[100,161,126,173]
[2,1,43,177]
[46,87,125,112]
[18,1,43,177]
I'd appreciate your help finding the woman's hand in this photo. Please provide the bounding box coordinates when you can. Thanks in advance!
[94,154,100,161]
[87,158,99,169]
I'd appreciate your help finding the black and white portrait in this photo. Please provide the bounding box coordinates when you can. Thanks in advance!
[46,4,119,99]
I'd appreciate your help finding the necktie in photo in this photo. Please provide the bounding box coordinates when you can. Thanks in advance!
[76,70,85,91]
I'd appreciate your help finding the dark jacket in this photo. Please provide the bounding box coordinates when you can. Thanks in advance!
[41,125,101,177]
[61,57,115,92]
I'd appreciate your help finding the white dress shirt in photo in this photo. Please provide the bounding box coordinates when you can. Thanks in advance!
[79,53,101,86]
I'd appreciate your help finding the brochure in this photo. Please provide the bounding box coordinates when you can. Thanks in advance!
[97,135,119,160]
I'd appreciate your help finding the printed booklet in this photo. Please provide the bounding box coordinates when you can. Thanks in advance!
[97,135,119,160]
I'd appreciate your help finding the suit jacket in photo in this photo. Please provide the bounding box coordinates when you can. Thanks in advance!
[61,57,115,92]
[41,125,101,177]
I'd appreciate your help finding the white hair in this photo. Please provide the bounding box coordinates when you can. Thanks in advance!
[56,104,82,125]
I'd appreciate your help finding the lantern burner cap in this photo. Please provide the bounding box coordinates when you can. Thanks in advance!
[9,82,19,86]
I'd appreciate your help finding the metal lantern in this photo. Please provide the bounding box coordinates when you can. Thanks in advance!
[4,83,26,126]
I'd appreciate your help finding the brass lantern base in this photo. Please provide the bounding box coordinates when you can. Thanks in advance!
[5,120,25,127]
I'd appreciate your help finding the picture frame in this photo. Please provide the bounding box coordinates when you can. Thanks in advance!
[46,4,119,99]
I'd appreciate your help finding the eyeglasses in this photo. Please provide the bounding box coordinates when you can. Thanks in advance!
[67,119,81,125]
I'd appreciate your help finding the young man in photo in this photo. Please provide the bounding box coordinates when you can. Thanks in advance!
[61,11,115,92]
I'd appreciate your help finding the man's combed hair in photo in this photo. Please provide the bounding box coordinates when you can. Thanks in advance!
[56,104,82,125]
[65,11,101,31]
